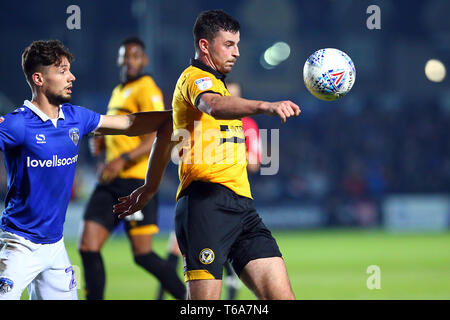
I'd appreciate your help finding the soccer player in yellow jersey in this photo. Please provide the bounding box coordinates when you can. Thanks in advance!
[79,37,185,300]
[156,81,259,300]
[115,11,300,300]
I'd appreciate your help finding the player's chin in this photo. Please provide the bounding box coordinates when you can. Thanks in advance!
[60,93,72,103]
[221,65,234,74]
[47,91,72,105]
[126,69,139,79]
[55,93,72,105]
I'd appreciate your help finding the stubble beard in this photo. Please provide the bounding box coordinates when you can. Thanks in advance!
[46,89,72,106]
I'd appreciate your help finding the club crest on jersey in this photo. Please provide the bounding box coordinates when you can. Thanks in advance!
[69,128,80,146]
[0,278,14,295]
[0,117,4,124]
[199,248,215,265]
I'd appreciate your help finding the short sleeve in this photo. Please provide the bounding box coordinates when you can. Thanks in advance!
[0,113,25,151]
[137,77,165,112]
[184,72,224,109]
[74,106,102,136]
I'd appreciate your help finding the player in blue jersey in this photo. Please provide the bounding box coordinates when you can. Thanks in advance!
[0,40,174,300]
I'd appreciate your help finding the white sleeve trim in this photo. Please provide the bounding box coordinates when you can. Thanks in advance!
[92,114,103,132]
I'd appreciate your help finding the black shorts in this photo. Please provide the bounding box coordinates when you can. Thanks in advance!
[83,178,159,235]
[175,181,282,281]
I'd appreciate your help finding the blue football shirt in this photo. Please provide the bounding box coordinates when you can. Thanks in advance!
[0,100,102,244]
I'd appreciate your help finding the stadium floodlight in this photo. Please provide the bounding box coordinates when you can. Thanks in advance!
[425,59,446,83]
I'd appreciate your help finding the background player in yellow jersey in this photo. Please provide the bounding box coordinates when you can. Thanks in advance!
[114,11,300,300]
[79,37,185,300]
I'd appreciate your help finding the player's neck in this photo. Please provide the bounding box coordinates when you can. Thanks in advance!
[195,53,218,73]
[31,92,60,119]
[121,73,143,85]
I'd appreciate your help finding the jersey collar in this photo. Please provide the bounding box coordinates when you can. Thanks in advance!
[121,73,150,87]
[190,59,227,84]
[23,100,65,122]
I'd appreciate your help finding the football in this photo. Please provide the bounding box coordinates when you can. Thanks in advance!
[303,48,356,101]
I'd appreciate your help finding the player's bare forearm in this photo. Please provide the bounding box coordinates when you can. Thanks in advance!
[126,132,157,161]
[113,118,175,218]
[143,118,175,193]
[198,94,265,119]
[95,110,172,136]
[199,94,301,123]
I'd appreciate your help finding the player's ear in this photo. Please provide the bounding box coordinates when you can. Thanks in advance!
[32,72,44,87]
[142,54,149,68]
[199,39,209,55]
[117,46,125,67]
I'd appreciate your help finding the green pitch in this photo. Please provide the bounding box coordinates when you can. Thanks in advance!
[21,229,450,299]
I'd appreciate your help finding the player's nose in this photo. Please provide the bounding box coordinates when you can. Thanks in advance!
[69,71,76,82]
[233,45,240,58]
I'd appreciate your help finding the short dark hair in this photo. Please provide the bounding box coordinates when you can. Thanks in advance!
[120,36,146,50]
[22,40,74,86]
[193,10,240,50]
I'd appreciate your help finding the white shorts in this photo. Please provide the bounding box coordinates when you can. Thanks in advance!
[0,230,78,300]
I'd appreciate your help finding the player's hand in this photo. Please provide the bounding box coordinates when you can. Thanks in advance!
[264,100,301,123]
[89,136,105,156]
[113,185,155,219]
[99,157,126,183]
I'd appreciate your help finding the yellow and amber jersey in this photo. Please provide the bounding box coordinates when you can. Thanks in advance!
[105,74,165,179]
[172,59,251,200]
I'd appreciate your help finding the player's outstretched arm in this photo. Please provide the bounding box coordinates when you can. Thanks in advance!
[95,110,172,136]
[112,117,176,218]
[198,93,301,123]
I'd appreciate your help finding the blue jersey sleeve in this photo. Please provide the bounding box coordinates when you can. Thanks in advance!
[72,105,102,137]
[0,113,25,151]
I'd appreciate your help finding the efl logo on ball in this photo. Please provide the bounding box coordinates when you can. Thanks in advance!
[303,48,356,101]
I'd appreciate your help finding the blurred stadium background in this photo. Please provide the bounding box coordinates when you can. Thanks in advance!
[0,0,449,299]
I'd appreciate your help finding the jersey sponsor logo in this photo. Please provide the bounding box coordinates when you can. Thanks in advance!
[199,248,215,265]
[195,77,213,91]
[69,128,80,146]
[36,134,46,144]
[0,277,14,295]
[26,154,79,168]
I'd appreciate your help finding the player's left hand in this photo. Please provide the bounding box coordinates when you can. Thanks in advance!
[113,185,155,219]
[89,136,105,156]
[99,157,126,183]
[264,100,301,123]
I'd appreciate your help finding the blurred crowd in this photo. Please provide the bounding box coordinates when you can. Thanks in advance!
[250,97,450,206]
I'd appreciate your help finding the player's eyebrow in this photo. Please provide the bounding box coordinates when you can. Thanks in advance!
[227,38,240,43]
